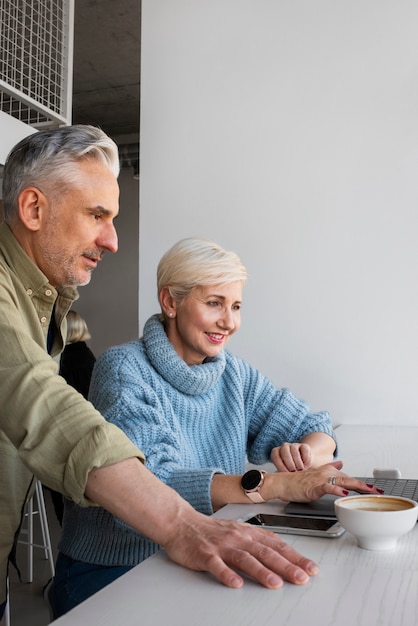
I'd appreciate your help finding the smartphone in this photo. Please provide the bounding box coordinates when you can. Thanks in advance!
[244,513,345,537]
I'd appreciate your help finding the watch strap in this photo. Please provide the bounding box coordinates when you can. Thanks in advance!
[245,489,266,503]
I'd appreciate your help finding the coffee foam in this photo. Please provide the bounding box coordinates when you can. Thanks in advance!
[339,495,415,511]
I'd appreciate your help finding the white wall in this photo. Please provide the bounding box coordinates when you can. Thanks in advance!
[139,0,418,427]
[0,113,37,203]
[0,112,37,165]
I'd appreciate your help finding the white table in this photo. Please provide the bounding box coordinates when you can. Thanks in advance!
[52,425,418,626]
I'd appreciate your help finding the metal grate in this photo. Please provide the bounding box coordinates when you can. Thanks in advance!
[0,0,73,128]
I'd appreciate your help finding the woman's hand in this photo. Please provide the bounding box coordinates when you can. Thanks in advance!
[263,460,384,503]
[271,434,336,472]
[271,442,313,472]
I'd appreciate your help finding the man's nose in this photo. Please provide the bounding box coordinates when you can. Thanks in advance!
[99,223,118,253]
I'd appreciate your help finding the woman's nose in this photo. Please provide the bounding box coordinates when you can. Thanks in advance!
[219,309,235,330]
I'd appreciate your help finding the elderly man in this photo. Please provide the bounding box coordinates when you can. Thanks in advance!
[0,125,321,619]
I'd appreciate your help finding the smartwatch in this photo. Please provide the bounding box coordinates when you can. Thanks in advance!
[241,469,266,503]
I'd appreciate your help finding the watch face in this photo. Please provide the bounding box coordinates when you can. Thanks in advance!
[241,469,262,491]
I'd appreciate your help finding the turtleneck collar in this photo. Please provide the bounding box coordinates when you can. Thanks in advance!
[143,314,226,395]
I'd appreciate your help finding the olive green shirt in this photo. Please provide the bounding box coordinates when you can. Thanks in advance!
[0,222,144,603]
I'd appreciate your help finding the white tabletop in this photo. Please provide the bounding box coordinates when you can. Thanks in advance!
[52,425,418,626]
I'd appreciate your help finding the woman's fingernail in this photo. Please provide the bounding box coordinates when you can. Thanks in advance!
[342,489,349,495]
[377,488,384,494]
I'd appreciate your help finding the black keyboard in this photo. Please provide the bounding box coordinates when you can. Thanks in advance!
[358,477,418,502]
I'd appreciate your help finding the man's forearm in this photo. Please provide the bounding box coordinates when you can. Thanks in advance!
[85,456,192,547]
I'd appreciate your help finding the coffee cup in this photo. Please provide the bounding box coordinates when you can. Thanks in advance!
[334,494,418,550]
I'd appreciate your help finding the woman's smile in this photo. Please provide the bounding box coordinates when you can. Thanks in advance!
[205,332,226,344]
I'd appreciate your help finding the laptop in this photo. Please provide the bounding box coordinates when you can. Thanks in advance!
[284,476,418,519]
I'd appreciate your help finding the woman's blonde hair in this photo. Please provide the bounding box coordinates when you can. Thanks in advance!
[65,310,91,344]
[157,238,248,306]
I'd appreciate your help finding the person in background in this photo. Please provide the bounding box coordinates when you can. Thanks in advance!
[0,125,332,621]
[48,310,97,525]
[51,237,381,616]
[59,310,96,400]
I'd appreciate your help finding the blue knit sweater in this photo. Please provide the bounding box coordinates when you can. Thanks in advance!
[59,314,335,566]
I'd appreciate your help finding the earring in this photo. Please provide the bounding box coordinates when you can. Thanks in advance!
[168,312,173,317]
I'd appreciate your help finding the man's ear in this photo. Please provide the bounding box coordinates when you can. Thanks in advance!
[17,187,45,231]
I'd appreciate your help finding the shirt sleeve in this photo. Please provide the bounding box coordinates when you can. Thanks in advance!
[0,298,144,507]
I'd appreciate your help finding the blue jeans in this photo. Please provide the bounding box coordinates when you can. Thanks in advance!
[50,552,132,618]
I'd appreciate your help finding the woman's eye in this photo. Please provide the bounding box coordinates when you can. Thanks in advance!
[207,301,219,307]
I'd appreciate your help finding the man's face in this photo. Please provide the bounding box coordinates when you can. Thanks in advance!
[35,160,119,288]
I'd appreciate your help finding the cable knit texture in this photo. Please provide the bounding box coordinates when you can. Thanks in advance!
[59,314,336,566]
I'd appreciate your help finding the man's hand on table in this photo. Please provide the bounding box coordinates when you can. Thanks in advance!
[163,512,319,589]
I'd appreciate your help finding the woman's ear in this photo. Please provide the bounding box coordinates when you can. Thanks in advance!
[160,286,177,318]
[17,187,45,231]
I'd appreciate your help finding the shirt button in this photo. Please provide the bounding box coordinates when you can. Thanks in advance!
[26,289,33,296]
[45,289,52,297]
[40,316,47,324]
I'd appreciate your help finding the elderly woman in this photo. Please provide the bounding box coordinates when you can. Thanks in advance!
[51,238,380,615]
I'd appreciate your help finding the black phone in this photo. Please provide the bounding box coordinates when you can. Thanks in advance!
[244,513,345,537]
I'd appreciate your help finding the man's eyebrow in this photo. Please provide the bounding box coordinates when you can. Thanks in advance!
[90,206,117,217]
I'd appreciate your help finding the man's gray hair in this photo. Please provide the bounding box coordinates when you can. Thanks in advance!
[2,124,120,224]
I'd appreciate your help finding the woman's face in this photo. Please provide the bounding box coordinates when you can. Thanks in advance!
[166,281,243,365]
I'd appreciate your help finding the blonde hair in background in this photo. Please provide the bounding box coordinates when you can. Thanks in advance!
[157,237,248,307]
[65,310,91,344]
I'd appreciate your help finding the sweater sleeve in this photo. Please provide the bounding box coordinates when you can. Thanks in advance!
[89,345,222,515]
[235,358,337,466]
